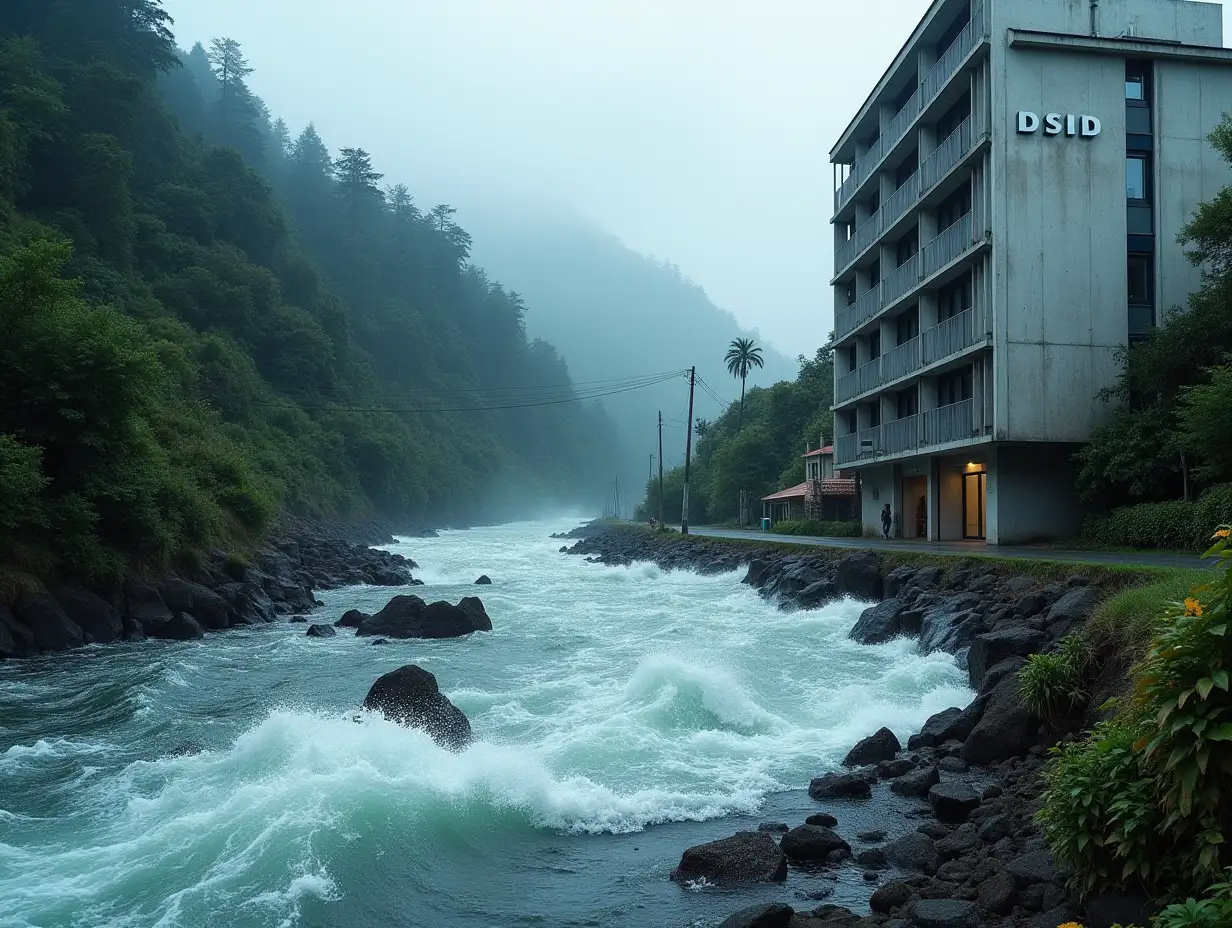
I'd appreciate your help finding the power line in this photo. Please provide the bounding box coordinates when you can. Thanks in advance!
[252,371,685,414]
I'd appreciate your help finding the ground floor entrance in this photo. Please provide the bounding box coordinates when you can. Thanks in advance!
[854,444,1083,545]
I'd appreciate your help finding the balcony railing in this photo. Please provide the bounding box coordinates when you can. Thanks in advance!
[883,252,921,308]
[882,335,920,382]
[922,115,975,191]
[885,172,920,228]
[921,308,978,365]
[883,415,920,455]
[923,213,974,278]
[834,3,986,212]
[835,211,882,276]
[923,398,975,446]
[859,427,883,456]
[835,432,861,464]
[835,284,881,340]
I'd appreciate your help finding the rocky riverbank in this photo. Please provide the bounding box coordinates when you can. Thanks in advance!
[0,520,424,660]
[565,525,1135,928]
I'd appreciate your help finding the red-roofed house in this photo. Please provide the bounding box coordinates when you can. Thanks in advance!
[761,442,858,526]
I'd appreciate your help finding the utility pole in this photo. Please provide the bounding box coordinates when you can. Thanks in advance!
[681,366,696,535]
[657,411,665,529]
[615,475,620,520]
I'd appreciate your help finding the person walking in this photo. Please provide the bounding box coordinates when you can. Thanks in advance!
[881,503,892,540]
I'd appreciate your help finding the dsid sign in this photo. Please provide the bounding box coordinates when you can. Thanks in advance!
[1016,111,1102,137]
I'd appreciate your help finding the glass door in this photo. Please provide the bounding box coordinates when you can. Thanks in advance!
[963,472,986,540]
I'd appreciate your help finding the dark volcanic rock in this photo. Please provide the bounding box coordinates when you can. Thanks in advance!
[362,664,472,750]
[907,707,973,750]
[806,812,838,827]
[917,596,983,654]
[967,628,1045,689]
[14,591,85,652]
[306,624,336,638]
[49,586,122,644]
[844,727,901,766]
[1045,586,1100,628]
[835,552,882,601]
[718,903,794,928]
[160,578,232,631]
[884,567,917,599]
[335,609,368,629]
[1006,850,1062,888]
[890,765,940,797]
[0,604,37,659]
[124,581,173,634]
[670,831,788,884]
[356,595,492,639]
[850,598,909,645]
[856,848,888,870]
[780,825,851,861]
[153,612,205,641]
[870,881,914,914]
[976,871,1016,915]
[963,673,1035,765]
[979,656,1027,695]
[474,575,492,585]
[907,899,977,928]
[878,757,915,778]
[928,783,980,823]
[886,832,938,871]
[809,771,872,800]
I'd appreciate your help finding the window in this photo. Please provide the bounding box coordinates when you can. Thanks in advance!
[896,150,918,187]
[938,272,973,322]
[937,182,972,231]
[844,410,857,434]
[869,402,881,428]
[869,329,882,360]
[938,366,973,406]
[1125,75,1145,100]
[896,306,920,344]
[897,386,919,418]
[896,228,919,266]
[1126,156,1148,200]
[845,344,858,373]
[1128,254,1152,304]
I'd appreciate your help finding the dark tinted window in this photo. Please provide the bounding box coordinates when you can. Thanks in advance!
[896,306,920,343]
[1128,254,1152,304]
[1126,156,1148,200]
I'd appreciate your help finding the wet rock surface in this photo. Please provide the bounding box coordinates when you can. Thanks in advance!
[361,663,472,750]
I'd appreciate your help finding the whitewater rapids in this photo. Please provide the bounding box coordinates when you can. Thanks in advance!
[0,518,971,928]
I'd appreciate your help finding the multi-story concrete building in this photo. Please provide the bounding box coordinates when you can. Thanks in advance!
[829,0,1232,544]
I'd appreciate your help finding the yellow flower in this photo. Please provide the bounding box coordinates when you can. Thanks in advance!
[1056,922,1083,928]
[1186,597,1204,617]
[1215,528,1231,539]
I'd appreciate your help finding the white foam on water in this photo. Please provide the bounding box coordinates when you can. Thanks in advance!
[0,518,976,927]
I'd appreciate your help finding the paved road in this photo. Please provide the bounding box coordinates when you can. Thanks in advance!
[687,526,1209,570]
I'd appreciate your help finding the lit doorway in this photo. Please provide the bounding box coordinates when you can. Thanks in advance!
[963,471,986,540]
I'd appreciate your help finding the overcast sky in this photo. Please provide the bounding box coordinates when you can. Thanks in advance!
[161,0,1232,357]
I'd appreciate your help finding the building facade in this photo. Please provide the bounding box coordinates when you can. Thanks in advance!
[762,445,858,525]
[829,0,1232,544]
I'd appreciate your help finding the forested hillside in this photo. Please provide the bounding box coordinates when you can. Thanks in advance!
[638,346,834,525]
[464,212,797,490]
[0,1,618,585]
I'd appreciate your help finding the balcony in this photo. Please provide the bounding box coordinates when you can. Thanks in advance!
[924,213,975,278]
[883,252,922,307]
[834,3,987,213]
[834,284,881,341]
[921,308,976,365]
[833,397,979,467]
[835,211,882,277]
[923,398,976,445]
[882,335,920,382]
[836,358,883,404]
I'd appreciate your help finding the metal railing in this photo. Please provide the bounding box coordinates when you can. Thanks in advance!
[885,171,920,228]
[923,213,974,277]
[882,335,921,382]
[835,211,882,275]
[859,427,883,456]
[883,415,920,455]
[835,432,861,464]
[923,398,975,446]
[835,284,881,340]
[921,309,977,365]
[921,115,974,191]
[882,252,921,308]
[833,3,986,211]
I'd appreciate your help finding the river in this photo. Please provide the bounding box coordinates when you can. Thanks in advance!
[0,519,972,928]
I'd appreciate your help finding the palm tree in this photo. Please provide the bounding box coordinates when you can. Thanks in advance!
[694,418,710,438]
[725,338,765,431]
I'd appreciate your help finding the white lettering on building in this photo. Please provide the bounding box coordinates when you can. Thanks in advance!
[1016,111,1101,138]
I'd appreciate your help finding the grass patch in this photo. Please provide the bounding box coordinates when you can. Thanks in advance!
[1082,567,1208,663]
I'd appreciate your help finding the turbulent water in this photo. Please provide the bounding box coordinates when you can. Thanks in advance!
[0,519,972,928]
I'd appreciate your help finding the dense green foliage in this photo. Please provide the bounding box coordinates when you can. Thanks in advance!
[1040,529,1232,900]
[636,346,835,524]
[1082,484,1232,551]
[767,520,861,538]
[1078,117,1232,512]
[0,3,616,581]
[1019,634,1089,722]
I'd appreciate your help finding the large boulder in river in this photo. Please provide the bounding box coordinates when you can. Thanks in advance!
[963,672,1035,764]
[717,904,794,928]
[123,580,173,634]
[13,591,85,652]
[335,609,369,629]
[49,585,122,644]
[153,612,205,641]
[159,578,232,631]
[808,771,872,800]
[363,664,472,749]
[835,552,882,601]
[669,831,787,884]
[850,598,909,644]
[779,824,851,861]
[356,595,492,639]
[843,727,901,766]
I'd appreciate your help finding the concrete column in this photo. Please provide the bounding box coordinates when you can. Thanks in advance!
[879,103,895,135]
[918,47,937,84]
[920,290,940,332]
[920,374,939,412]
[972,357,985,434]
[927,456,941,541]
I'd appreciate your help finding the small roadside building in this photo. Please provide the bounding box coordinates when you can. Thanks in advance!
[762,444,858,526]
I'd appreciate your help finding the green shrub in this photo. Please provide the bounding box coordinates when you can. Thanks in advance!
[1082,485,1232,552]
[1038,718,1168,896]
[772,519,862,538]
[1155,877,1232,928]
[1020,636,1088,721]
